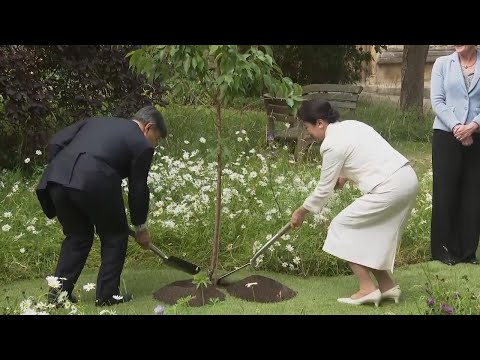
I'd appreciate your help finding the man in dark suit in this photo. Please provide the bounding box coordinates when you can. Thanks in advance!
[36,106,167,306]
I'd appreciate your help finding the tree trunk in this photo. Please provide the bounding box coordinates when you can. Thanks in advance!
[209,96,222,282]
[400,45,430,117]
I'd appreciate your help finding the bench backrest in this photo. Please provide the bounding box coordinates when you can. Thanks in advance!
[263,83,363,126]
[301,84,363,111]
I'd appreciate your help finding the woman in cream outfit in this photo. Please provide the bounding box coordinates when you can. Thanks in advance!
[291,99,419,307]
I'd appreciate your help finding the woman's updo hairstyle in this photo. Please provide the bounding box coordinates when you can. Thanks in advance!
[297,98,340,125]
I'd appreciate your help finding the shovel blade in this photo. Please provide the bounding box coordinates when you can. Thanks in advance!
[128,227,201,275]
[165,256,201,275]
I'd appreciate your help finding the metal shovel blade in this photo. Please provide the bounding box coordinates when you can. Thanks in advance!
[217,222,292,284]
[128,228,201,275]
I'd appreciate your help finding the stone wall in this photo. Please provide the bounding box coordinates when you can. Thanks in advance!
[354,45,468,107]
[358,45,456,99]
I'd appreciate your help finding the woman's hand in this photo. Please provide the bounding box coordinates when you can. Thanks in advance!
[291,207,309,229]
[334,176,348,190]
[461,135,474,146]
[454,123,479,142]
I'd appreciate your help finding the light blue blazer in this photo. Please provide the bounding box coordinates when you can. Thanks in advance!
[431,50,480,132]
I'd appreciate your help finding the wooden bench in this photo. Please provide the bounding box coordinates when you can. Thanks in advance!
[263,83,363,162]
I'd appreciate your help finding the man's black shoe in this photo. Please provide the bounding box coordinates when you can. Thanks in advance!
[96,294,133,307]
[47,289,78,308]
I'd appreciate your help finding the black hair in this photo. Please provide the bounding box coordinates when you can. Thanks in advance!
[297,99,340,125]
[133,106,168,138]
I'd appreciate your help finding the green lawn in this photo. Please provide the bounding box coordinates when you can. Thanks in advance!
[3,260,479,315]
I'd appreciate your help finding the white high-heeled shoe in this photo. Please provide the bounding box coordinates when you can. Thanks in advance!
[381,285,401,303]
[337,289,382,307]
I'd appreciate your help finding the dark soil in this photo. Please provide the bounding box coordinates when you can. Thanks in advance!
[153,275,296,307]
[220,275,296,303]
[153,280,225,307]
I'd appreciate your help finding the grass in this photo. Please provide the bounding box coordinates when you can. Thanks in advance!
[391,141,431,176]
[2,260,479,315]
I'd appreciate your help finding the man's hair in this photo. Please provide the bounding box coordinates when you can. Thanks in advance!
[133,106,168,138]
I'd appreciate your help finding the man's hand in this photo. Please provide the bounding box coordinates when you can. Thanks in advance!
[334,176,348,190]
[291,207,309,229]
[135,228,152,250]
[454,123,479,142]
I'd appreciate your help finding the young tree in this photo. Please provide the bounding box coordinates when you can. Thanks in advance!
[128,45,303,281]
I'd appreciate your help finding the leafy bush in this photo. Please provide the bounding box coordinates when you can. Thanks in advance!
[0,45,167,169]
[271,45,373,85]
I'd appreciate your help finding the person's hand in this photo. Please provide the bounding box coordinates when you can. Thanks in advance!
[334,176,348,190]
[135,228,152,250]
[290,207,309,229]
[454,123,478,142]
[461,135,474,146]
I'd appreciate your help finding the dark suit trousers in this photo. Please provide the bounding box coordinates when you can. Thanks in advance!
[431,130,480,261]
[48,183,129,301]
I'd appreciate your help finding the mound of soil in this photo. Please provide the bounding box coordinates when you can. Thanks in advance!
[153,280,225,307]
[220,275,296,303]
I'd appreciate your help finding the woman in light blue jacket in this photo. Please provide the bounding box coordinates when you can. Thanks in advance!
[430,45,480,265]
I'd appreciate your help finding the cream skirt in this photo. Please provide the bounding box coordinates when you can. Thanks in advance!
[322,165,419,272]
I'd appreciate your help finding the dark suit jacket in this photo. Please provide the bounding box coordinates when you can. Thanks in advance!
[36,117,154,226]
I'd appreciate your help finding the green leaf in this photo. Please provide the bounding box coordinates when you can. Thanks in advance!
[170,46,179,57]
[125,50,137,59]
[197,57,205,71]
[233,77,240,92]
[183,55,191,74]
[224,74,233,85]
[265,54,273,66]
[286,98,294,107]
[216,75,225,86]
[268,82,277,95]
[282,83,289,97]
[261,45,273,57]
[209,45,219,55]
[263,74,272,89]
[272,64,283,75]
[250,63,260,77]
